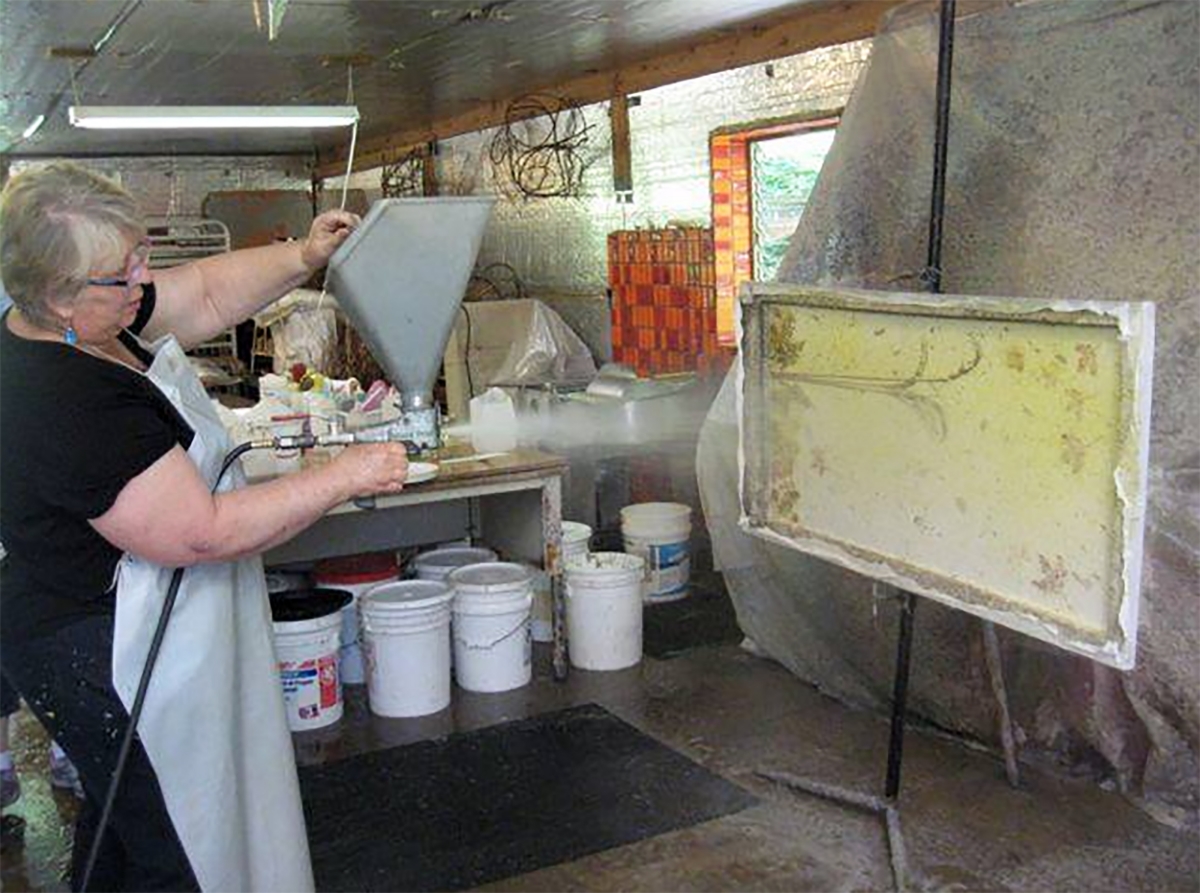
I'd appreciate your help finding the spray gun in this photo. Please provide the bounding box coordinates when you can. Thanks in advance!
[248,413,429,510]
[249,415,428,454]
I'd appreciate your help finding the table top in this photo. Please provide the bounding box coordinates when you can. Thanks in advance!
[248,445,566,498]
[408,447,568,492]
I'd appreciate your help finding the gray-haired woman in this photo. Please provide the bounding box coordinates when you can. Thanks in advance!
[0,161,408,892]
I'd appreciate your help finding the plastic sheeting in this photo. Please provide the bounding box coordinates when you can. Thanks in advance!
[254,288,340,377]
[448,299,596,392]
[698,0,1199,814]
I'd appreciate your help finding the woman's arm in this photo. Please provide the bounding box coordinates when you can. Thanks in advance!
[141,210,359,350]
[90,441,407,567]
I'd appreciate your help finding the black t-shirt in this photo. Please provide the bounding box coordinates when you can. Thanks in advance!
[0,285,195,641]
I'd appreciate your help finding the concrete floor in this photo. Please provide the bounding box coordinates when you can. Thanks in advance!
[2,637,1198,892]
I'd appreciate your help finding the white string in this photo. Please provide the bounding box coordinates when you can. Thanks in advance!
[339,117,358,212]
[316,109,357,309]
[317,77,360,312]
[339,62,358,211]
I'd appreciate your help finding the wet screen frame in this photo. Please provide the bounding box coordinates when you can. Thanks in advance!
[737,284,1154,669]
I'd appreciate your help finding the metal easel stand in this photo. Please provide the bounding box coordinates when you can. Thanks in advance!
[758,591,919,892]
[756,4,961,890]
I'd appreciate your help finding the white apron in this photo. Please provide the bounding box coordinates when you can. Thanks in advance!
[111,335,314,893]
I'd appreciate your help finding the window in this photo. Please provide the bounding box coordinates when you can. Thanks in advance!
[711,114,839,345]
[751,127,837,281]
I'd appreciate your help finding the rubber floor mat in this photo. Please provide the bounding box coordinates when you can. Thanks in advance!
[299,703,757,892]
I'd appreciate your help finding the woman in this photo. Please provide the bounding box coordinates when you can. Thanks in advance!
[0,161,409,892]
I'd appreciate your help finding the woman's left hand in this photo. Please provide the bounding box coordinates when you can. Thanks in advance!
[300,209,362,271]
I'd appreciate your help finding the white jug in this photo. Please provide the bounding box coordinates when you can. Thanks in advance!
[469,387,518,454]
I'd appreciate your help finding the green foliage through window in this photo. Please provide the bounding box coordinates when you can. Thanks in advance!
[751,128,836,281]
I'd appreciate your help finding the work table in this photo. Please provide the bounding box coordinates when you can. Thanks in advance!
[260,446,570,678]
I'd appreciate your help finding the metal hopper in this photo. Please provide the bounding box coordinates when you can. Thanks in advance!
[326,196,495,414]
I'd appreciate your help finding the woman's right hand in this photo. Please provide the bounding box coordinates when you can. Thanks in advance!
[331,442,410,498]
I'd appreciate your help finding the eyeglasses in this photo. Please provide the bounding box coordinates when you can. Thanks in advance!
[85,240,151,293]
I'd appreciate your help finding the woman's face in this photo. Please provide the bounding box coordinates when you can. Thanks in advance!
[70,239,152,343]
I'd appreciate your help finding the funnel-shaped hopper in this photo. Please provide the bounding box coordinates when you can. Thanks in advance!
[326,197,495,410]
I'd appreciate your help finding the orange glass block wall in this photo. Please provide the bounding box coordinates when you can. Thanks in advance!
[607,227,723,377]
[711,131,753,347]
[710,115,840,346]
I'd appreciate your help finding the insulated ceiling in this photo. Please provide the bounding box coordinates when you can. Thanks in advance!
[1,0,830,159]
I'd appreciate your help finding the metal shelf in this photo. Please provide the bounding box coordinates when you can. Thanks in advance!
[145,217,242,384]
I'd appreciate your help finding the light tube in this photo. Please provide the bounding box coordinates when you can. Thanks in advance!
[68,105,359,130]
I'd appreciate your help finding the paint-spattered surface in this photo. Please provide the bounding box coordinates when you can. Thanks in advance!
[739,285,1154,668]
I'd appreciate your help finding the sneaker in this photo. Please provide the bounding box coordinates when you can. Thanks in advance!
[0,767,20,809]
[49,751,85,800]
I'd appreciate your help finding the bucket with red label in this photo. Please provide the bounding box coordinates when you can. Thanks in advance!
[269,588,352,731]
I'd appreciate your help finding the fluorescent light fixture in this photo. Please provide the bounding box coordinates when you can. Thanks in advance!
[68,105,359,130]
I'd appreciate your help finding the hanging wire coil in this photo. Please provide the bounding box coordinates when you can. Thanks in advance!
[488,93,593,198]
[466,261,525,302]
[381,148,428,198]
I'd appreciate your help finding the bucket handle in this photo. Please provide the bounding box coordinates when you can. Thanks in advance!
[454,615,528,650]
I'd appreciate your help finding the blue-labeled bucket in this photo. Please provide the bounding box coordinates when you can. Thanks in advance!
[620,502,692,603]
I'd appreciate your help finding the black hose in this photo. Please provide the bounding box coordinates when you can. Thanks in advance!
[81,440,258,892]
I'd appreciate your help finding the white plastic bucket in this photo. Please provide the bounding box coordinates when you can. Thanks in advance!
[447,562,533,693]
[270,589,352,732]
[564,552,645,671]
[361,580,455,717]
[620,502,692,603]
[315,552,400,686]
[562,521,592,561]
[412,546,499,582]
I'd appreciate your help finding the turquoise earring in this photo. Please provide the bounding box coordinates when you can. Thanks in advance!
[64,325,78,346]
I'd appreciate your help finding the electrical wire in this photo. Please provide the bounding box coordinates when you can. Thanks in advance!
[458,305,475,399]
[466,261,525,302]
[80,441,257,892]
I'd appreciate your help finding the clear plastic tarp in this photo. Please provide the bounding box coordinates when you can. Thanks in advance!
[698,0,1199,812]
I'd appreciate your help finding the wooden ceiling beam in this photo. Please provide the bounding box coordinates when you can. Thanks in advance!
[313,0,905,179]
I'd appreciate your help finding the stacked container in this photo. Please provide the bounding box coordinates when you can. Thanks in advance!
[411,545,499,583]
[313,551,401,685]
[360,580,456,717]
[447,562,534,693]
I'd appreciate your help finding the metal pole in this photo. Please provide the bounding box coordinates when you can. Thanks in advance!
[924,0,957,293]
[885,0,956,807]
[759,6,958,888]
